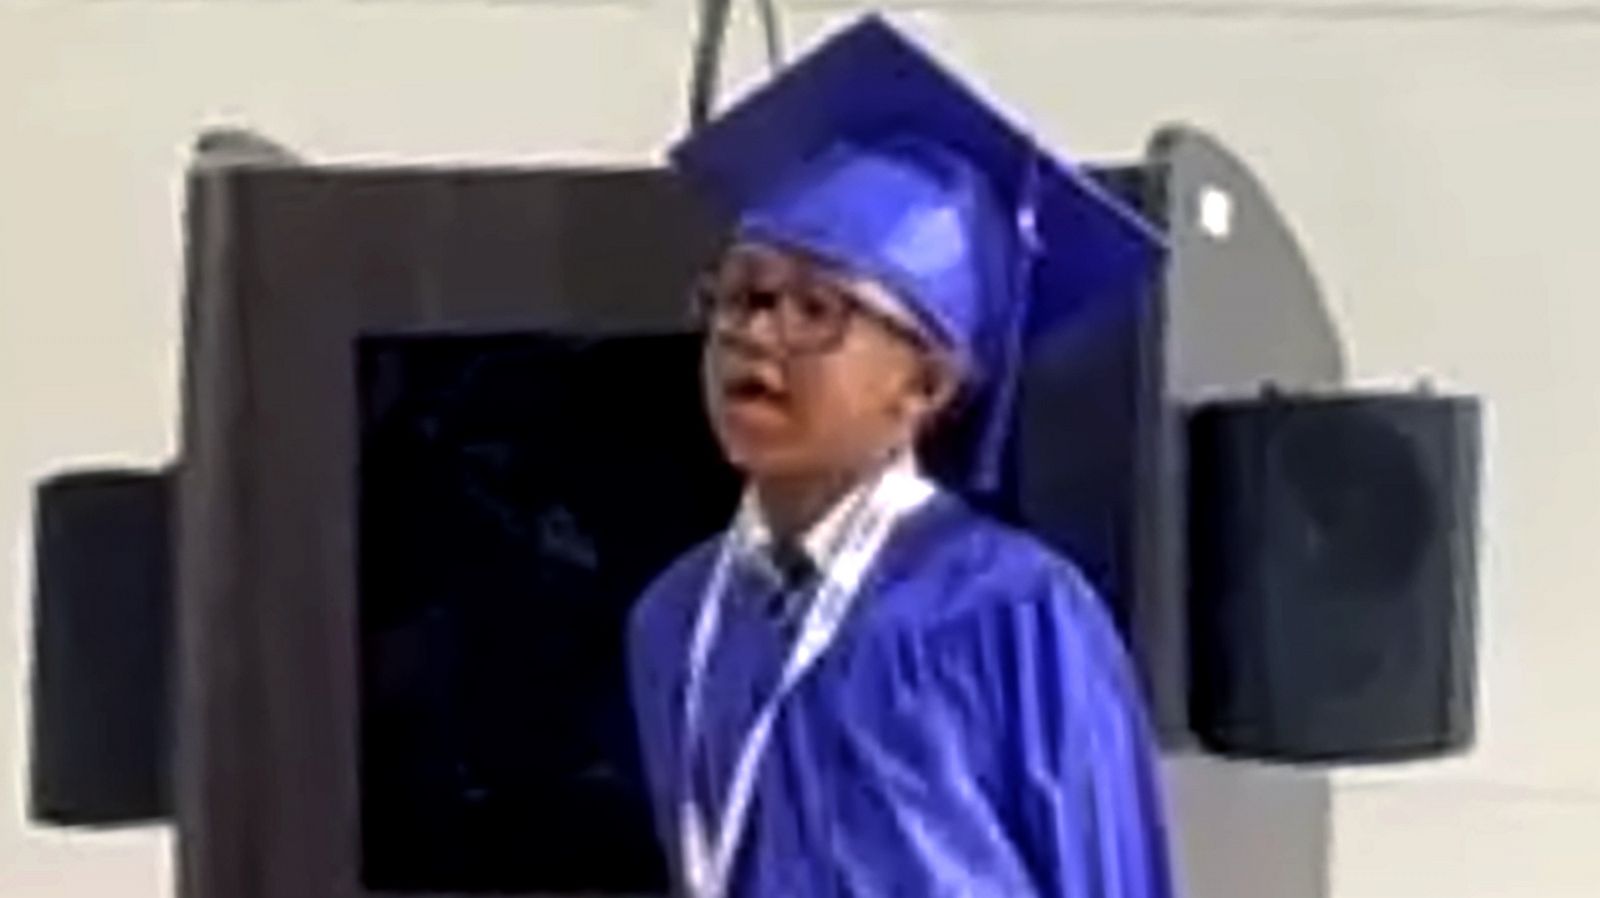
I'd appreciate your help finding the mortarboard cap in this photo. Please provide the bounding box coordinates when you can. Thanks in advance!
[671,13,1165,494]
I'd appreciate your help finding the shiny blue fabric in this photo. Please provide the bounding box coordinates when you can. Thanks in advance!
[629,493,1176,898]
[737,138,1015,382]
[669,14,1164,314]
[670,14,1166,495]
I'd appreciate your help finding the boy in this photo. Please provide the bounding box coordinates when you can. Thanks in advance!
[629,16,1175,898]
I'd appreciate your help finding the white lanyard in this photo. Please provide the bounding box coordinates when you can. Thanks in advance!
[677,466,924,898]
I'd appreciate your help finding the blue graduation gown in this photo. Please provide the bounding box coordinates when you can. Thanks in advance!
[628,491,1175,898]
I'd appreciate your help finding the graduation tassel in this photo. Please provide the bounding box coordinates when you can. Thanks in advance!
[968,156,1045,498]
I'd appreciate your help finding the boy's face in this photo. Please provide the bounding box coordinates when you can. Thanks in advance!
[699,243,947,483]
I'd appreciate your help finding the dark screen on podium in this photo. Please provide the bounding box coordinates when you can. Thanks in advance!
[357,331,739,893]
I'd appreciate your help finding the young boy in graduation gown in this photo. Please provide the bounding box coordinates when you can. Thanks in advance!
[628,15,1176,898]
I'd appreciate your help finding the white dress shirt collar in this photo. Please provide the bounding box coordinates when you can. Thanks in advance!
[733,449,935,586]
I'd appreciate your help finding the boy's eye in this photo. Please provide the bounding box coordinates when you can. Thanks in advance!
[726,287,780,315]
[793,290,842,322]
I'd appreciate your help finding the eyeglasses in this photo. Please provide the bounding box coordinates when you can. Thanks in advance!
[691,253,927,356]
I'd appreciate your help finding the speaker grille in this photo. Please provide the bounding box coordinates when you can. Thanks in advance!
[1272,410,1438,598]
[1188,393,1480,763]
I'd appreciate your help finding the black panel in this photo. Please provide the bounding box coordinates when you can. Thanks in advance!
[1006,207,1158,642]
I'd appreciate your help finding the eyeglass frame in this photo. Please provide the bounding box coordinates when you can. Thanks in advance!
[689,254,933,357]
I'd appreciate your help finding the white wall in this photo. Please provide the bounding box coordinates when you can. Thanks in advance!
[3,2,1597,897]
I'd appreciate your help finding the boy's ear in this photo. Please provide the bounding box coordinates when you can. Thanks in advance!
[905,352,960,426]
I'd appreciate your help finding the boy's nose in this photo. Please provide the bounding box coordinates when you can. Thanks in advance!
[715,305,785,357]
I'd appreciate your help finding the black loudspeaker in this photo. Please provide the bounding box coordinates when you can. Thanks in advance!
[30,467,173,825]
[1188,391,1481,762]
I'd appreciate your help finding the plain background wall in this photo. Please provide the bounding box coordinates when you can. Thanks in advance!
[3,1,1598,896]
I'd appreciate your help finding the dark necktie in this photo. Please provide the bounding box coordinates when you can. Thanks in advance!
[764,539,819,624]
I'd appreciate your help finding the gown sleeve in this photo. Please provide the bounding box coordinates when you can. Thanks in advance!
[625,584,673,862]
[625,543,716,869]
[1002,562,1178,898]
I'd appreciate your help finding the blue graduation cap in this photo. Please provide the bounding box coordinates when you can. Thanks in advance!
[671,13,1165,493]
